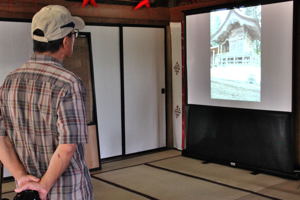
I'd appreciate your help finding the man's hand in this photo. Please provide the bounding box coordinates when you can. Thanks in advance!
[15,181,48,200]
[16,174,40,187]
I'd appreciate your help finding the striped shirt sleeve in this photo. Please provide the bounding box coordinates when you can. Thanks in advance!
[57,81,88,144]
[0,86,7,136]
[0,111,6,136]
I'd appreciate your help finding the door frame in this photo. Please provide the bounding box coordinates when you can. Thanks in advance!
[120,26,168,155]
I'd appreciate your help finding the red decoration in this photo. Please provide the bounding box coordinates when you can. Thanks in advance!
[134,0,151,10]
[82,0,98,7]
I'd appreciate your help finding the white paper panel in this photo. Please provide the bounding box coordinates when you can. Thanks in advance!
[123,27,166,154]
[84,26,122,158]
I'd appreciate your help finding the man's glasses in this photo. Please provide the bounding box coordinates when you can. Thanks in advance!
[70,29,79,38]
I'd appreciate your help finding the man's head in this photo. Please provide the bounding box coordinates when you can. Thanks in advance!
[31,5,85,56]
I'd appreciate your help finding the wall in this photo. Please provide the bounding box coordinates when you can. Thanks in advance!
[0,0,169,25]
[0,0,175,149]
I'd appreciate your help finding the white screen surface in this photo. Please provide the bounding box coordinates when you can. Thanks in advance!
[186,1,293,112]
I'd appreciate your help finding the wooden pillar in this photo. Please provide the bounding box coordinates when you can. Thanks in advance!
[0,162,2,200]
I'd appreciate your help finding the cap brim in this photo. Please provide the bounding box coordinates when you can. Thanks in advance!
[72,16,85,30]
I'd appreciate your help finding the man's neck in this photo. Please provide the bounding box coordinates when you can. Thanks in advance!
[34,51,65,62]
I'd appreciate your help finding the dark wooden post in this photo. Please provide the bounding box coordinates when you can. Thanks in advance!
[0,162,2,199]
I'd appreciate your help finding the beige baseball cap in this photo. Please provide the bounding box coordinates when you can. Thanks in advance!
[31,5,85,42]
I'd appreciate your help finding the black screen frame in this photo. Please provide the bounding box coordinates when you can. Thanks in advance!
[182,0,298,179]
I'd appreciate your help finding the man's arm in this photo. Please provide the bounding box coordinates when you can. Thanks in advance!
[0,95,39,185]
[15,143,77,199]
[0,136,39,184]
[40,143,77,192]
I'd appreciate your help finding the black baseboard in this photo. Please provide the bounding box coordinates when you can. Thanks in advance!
[101,147,171,163]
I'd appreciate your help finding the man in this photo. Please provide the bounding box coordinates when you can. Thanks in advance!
[0,5,93,200]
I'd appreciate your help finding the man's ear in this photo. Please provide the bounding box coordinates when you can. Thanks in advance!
[62,36,69,49]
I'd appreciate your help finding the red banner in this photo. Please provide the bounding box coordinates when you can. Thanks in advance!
[81,0,151,9]
[134,0,151,10]
[82,0,98,7]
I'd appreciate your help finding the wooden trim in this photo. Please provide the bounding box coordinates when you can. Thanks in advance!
[0,1,169,25]
[166,25,174,148]
[0,162,2,200]
[170,0,235,22]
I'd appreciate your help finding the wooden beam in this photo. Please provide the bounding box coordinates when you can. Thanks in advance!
[170,0,236,22]
[0,0,170,25]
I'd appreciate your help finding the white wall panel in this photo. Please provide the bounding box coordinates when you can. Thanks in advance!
[0,22,32,84]
[123,27,166,154]
[170,22,183,150]
[84,26,122,158]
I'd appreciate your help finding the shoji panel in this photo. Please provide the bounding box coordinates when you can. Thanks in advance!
[0,21,32,178]
[84,26,122,158]
[123,27,166,154]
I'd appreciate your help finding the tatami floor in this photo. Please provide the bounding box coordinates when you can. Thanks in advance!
[1,149,300,200]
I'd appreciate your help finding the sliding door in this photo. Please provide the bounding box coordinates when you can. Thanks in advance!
[123,27,166,154]
[84,26,122,159]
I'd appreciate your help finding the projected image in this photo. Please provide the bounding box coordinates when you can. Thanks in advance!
[210,6,261,102]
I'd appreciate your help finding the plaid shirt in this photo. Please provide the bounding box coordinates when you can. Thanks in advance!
[0,54,93,200]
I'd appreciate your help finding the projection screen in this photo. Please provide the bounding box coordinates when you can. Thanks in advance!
[186,0,293,112]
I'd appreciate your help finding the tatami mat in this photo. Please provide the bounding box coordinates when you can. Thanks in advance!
[2,150,300,200]
[1,190,16,200]
[92,178,148,200]
[149,156,286,191]
[1,178,149,200]
[252,181,300,200]
[1,181,15,199]
[1,150,180,200]
[235,194,274,200]
[94,165,252,200]
[96,149,180,174]
[1,181,15,194]
[148,156,300,200]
